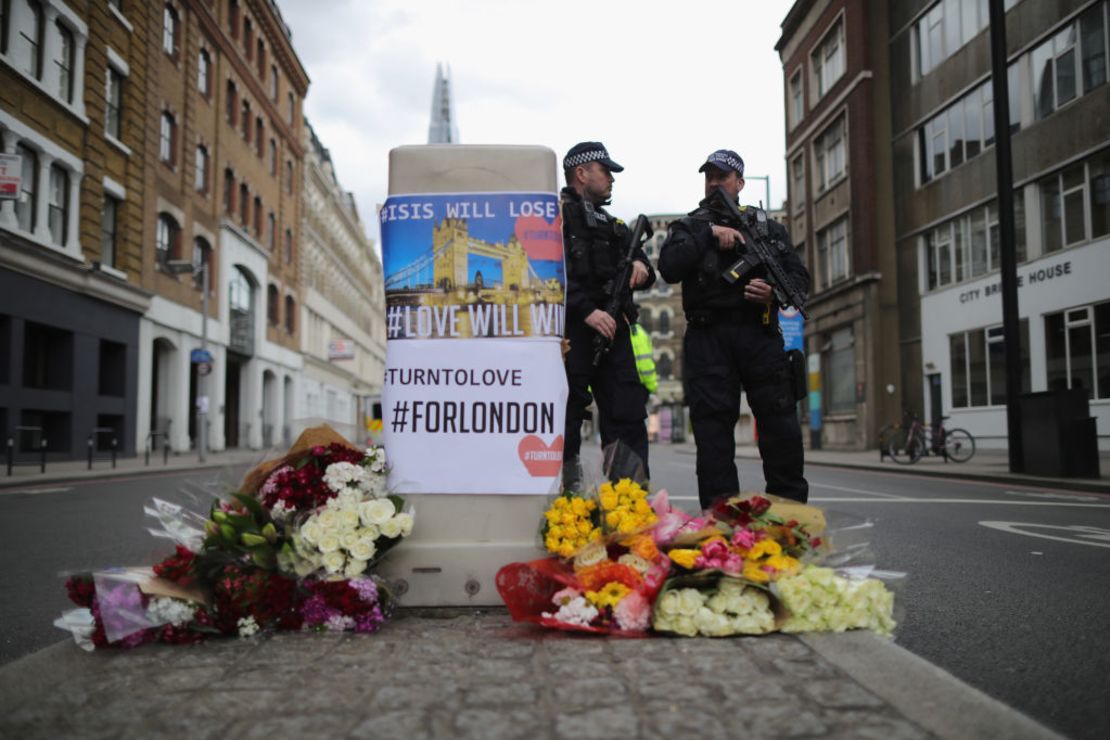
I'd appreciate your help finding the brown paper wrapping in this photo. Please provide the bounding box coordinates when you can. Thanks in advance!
[238,424,358,496]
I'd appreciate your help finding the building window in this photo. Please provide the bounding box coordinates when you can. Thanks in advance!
[101,195,120,268]
[270,64,278,100]
[194,144,208,193]
[105,67,122,139]
[657,353,672,380]
[267,283,279,325]
[1040,163,1088,253]
[812,17,844,100]
[256,38,265,76]
[156,212,180,263]
[791,154,805,209]
[241,100,251,140]
[47,165,67,245]
[658,311,671,335]
[287,91,295,124]
[162,4,178,58]
[14,0,44,79]
[269,138,277,175]
[284,227,292,264]
[788,70,803,128]
[814,115,845,192]
[198,49,211,96]
[816,217,849,289]
[1032,5,1110,123]
[226,79,238,126]
[15,144,36,232]
[192,237,211,290]
[926,195,1026,291]
[267,212,275,250]
[1046,302,1110,400]
[255,117,264,157]
[239,182,248,225]
[54,21,74,103]
[825,327,855,415]
[160,111,176,164]
[253,195,262,235]
[243,16,252,59]
[285,295,295,333]
[285,161,293,195]
[228,0,238,38]
[912,0,1019,79]
[951,321,1031,408]
[223,167,235,215]
[640,311,653,333]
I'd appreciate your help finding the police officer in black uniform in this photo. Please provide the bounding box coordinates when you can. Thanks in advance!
[561,142,655,482]
[658,149,809,507]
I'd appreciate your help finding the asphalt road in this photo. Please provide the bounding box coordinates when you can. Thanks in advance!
[2,447,1108,740]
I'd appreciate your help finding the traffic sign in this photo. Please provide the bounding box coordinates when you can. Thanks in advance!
[190,348,213,364]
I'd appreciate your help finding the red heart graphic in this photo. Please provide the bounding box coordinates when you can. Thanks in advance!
[514,215,564,262]
[518,435,563,477]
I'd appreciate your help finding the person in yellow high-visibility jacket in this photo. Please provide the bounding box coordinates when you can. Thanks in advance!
[629,323,657,393]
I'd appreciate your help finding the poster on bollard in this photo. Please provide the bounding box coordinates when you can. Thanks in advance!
[380,192,567,494]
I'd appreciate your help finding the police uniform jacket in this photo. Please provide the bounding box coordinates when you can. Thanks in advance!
[658,198,809,325]
[561,186,655,327]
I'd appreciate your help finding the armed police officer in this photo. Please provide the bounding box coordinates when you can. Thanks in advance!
[561,142,655,482]
[658,149,810,507]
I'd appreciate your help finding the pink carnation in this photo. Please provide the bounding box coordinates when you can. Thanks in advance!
[732,529,756,550]
[614,591,651,631]
[701,539,730,561]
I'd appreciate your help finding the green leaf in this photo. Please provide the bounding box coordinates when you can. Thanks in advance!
[233,492,265,517]
[388,495,405,513]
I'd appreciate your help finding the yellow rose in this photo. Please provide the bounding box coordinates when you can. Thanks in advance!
[742,563,771,583]
[668,549,700,569]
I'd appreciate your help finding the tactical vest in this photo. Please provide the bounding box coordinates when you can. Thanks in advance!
[562,194,627,303]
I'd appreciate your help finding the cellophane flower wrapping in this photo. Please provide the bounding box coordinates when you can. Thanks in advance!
[652,573,784,637]
[498,442,669,634]
[55,425,409,650]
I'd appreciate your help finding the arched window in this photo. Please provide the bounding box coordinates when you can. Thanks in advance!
[284,227,293,264]
[192,237,211,290]
[659,311,671,335]
[270,64,278,100]
[228,0,239,38]
[657,353,673,380]
[256,39,265,76]
[15,0,45,79]
[226,80,238,125]
[55,21,74,102]
[255,117,264,156]
[252,195,262,235]
[162,5,178,58]
[223,167,235,214]
[267,212,275,250]
[268,138,277,175]
[241,100,251,140]
[267,284,279,325]
[229,268,252,313]
[243,17,253,58]
[284,295,295,333]
[160,111,176,164]
[285,160,293,194]
[238,182,248,225]
[197,50,211,96]
[156,212,180,262]
[639,311,653,334]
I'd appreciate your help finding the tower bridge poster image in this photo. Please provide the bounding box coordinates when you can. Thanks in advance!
[380,192,567,495]
[381,193,565,339]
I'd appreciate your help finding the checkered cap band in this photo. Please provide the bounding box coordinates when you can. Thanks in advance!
[563,148,610,169]
[705,151,744,175]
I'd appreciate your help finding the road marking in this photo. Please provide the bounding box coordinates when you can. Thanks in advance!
[811,498,1110,507]
[1003,490,1100,502]
[0,486,73,496]
[979,522,1110,549]
[810,483,907,499]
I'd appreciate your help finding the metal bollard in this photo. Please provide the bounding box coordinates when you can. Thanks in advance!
[40,438,47,473]
[163,437,170,465]
[6,438,12,476]
[88,435,94,470]
[111,438,118,468]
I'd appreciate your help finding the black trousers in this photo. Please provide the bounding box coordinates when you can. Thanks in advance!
[684,319,807,509]
[564,320,650,482]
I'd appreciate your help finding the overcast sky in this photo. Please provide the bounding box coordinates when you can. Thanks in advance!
[280,0,796,244]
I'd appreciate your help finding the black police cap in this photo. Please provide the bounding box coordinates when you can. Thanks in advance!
[563,142,624,172]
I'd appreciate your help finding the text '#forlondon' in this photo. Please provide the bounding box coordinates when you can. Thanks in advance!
[388,400,556,435]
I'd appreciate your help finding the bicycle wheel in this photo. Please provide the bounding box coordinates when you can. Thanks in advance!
[943,428,976,462]
[887,427,925,465]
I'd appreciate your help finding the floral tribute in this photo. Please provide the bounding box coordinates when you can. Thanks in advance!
[55,426,412,651]
[498,465,900,639]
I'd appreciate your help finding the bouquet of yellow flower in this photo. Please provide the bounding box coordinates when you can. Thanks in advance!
[541,492,601,559]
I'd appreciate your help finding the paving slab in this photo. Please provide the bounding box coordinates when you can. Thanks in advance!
[0,610,1064,740]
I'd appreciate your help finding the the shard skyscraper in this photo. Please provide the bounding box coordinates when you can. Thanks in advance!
[427,63,459,144]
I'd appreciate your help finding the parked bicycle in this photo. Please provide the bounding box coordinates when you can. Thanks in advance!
[885,407,976,465]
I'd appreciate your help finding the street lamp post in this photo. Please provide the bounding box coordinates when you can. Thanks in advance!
[744,175,772,211]
[167,258,209,463]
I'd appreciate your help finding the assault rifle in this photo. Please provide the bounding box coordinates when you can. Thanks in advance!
[592,214,653,367]
[706,187,809,318]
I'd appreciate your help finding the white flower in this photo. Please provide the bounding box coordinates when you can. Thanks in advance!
[360,475,388,497]
[300,519,323,545]
[694,606,733,637]
[393,511,414,537]
[358,524,381,541]
[338,508,361,531]
[359,498,396,526]
[676,588,704,616]
[322,550,346,574]
[237,616,260,638]
[380,517,402,538]
[317,533,341,554]
[365,447,387,473]
[617,553,651,574]
[317,509,341,531]
[349,538,377,561]
[323,461,367,494]
[542,595,598,627]
[145,597,195,627]
[269,500,294,522]
[345,558,368,577]
[573,541,607,569]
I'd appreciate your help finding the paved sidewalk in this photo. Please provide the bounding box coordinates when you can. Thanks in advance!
[0,610,1063,740]
[0,447,267,489]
